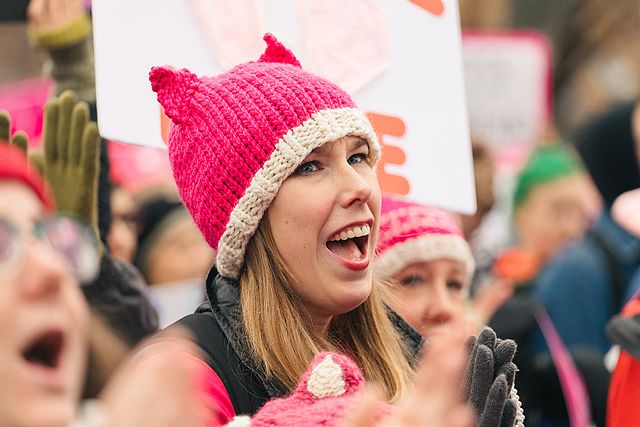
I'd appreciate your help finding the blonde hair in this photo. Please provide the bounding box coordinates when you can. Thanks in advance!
[239,218,414,401]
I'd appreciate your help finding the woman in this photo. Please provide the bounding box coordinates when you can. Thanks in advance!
[373,195,522,427]
[0,122,209,427]
[148,32,521,427]
[375,194,478,339]
[148,34,449,423]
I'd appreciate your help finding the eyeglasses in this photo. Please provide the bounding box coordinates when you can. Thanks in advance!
[0,216,100,284]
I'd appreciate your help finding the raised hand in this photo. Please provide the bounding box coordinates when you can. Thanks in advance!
[338,333,474,427]
[42,90,100,228]
[0,111,29,153]
[462,328,523,427]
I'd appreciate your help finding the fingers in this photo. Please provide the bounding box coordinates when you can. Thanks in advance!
[43,98,60,162]
[100,329,212,427]
[65,0,85,20]
[128,327,200,365]
[29,151,45,175]
[0,111,10,143]
[461,335,477,400]
[69,101,89,165]
[56,91,77,162]
[496,362,516,391]
[477,374,509,427]
[500,399,517,427]
[27,0,46,25]
[80,123,100,177]
[469,345,493,413]
[408,332,468,424]
[337,388,383,427]
[476,327,496,349]
[494,339,517,368]
[12,131,29,153]
[0,112,30,153]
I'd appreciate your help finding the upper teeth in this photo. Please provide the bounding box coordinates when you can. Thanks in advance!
[329,225,371,242]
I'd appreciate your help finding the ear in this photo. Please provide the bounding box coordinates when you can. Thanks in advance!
[149,66,201,125]
[300,352,365,399]
[306,354,347,398]
[258,33,301,67]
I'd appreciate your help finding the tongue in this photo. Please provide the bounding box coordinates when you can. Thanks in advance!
[327,239,363,261]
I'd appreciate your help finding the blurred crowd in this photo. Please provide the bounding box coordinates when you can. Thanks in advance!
[2,1,640,427]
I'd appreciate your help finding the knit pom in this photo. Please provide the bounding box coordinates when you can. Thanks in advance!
[296,352,365,399]
[258,33,301,68]
[149,66,200,125]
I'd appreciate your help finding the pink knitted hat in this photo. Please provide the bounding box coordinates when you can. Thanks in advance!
[375,194,475,282]
[150,34,379,279]
[224,352,391,426]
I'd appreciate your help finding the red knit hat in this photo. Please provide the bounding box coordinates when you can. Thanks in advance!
[0,144,53,211]
[150,34,379,279]
[375,194,475,283]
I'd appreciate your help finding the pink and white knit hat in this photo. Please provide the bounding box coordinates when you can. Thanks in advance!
[375,194,475,282]
[150,34,379,279]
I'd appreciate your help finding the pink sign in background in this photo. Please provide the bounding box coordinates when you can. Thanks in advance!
[107,140,174,193]
[0,77,52,147]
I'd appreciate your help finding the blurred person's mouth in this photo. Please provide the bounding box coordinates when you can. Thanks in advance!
[20,329,68,391]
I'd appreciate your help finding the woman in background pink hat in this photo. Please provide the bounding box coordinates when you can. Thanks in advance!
[375,194,477,341]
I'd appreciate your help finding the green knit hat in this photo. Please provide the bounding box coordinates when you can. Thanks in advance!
[513,144,583,212]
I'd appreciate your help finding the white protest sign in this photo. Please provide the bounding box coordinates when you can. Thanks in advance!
[462,32,552,151]
[92,0,475,213]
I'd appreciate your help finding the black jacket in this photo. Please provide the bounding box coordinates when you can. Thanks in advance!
[83,255,159,346]
[178,266,423,416]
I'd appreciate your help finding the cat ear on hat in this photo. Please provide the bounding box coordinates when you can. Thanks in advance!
[149,66,200,125]
[258,33,301,67]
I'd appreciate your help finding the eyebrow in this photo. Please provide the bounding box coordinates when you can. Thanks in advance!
[310,138,368,154]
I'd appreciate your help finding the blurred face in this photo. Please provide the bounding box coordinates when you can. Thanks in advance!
[0,182,89,427]
[267,136,380,331]
[387,259,468,340]
[107,187,138,263]
[515,174,590,263]
[145,214,215,285]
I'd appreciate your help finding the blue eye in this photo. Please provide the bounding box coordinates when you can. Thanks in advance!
[348,153,369,165]
[294,161,320,176]
[400,275,423,287]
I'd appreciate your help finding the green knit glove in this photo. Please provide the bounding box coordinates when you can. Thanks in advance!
[42,90,101,247]
[0,110,29,153]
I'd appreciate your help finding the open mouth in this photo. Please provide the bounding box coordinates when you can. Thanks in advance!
[22,330,64,370]
[326,224,371,262]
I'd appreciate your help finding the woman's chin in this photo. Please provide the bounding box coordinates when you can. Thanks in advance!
[333,289,372,315]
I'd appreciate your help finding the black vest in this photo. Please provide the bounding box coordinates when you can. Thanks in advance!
[177,267,423,416]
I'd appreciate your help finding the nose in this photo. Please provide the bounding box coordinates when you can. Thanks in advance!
[420,282,455,328]
[19,240,68,301]
[336,161,374,209]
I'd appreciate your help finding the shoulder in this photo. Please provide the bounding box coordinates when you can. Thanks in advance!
[540,239,605,282]
[533,239,608,298]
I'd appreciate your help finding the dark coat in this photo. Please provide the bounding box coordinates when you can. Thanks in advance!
[179,266,423,415]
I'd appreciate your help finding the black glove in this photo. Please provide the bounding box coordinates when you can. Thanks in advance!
[607,314,640,360]
[463,327,524,427]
